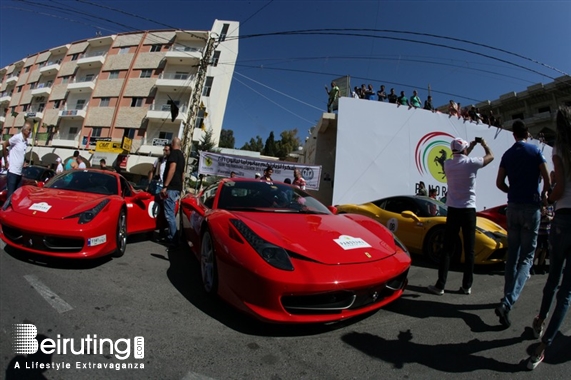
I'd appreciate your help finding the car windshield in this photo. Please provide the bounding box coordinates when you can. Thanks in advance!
[22,166,44,180]
[46,171,118,195]
[217,181,331,214]
[414,197,448,217]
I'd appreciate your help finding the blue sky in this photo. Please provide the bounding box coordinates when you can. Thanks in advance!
[1,0,570,148]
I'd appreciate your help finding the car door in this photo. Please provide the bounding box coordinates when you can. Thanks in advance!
[121,176,156,234]
[181,183,218,248]
[377,197,425,251]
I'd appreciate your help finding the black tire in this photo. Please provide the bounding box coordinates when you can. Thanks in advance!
[112,209,127,257]
[423,226,461,264]
[200,230,218,295]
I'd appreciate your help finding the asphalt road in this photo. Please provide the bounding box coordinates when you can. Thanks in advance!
[1,235,570,380]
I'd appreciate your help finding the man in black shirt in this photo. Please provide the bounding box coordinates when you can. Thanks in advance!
[160,137,185,248]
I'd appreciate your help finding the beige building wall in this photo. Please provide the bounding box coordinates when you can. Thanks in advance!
[133,53,165,69]
[113,33,144,47]
[16,74,27,86]
[68,41,89,55]
[9,92,22,106]
[102,54,134,71]
[59,61,78,77]
[143,31,175,45]
[37,51,51,64]
[43,109,60,125]
[50,84,68,100]
[28,70,41,83]
[6,65,16,75]
[20,91,33,105]
[23,58,35,68]
[93,79,124,97]
[123,78,156,97]
[85,107,115,126]
[115,107,147,128]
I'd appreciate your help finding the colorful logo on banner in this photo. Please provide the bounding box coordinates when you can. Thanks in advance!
[415,132,455,184]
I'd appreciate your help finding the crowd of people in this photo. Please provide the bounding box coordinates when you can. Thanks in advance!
[420,106,571,370]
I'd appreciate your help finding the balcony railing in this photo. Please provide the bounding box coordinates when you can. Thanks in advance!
[150,103,188,113]
[35,82,53,89]
[40,59,62,67]
[169,45,203,53]
[79,51,106,58]
[59,105,88,117]
[71,75,97,83]
[158,72,192,80]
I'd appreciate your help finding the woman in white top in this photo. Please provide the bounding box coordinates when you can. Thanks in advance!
[528,106,571,370]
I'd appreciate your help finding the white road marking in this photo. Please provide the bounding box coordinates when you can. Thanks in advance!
[24,274,73,314]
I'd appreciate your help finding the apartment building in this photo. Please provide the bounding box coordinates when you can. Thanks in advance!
[0,20,238,174]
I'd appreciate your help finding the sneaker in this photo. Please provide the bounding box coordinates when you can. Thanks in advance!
[459,286,471,295]
[495,304,511,327]
[532,316,545,339]
[427,285,444,296]
[527,352,544,370]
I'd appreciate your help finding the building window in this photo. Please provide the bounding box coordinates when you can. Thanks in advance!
[92,127,103,137]
[71,53,79,61]
[109,71,120,79]
[211,51,221,67]
[202,77,213,96]
[194,108,205,129]
[61,76,70,84]
[16,86,22,93]
[75,99,86,110]
[511,112,524,120]
[131,97,144,107]
[25,66,30,73]
[23,104,29,112]
[68,127,78,139]
[54,100,61,108]
[123,128,136,139]
[38,103,45,112]
[119,47,130,54]
[140,69,152,78]
[29,82,37,90]
[220,23,230,42]
[100,97,110,107]
[158,131,173,141]
[150,44,162,52]
[538,106,551,114]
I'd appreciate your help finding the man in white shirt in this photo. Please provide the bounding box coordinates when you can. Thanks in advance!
[77,155,87,169]
[428,137,494,296]
[55,157,64,174]
[2,121,32,199]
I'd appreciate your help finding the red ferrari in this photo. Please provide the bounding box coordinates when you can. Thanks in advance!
[180,178,411,324]
[0,169,161,259]
[477,204,507,230]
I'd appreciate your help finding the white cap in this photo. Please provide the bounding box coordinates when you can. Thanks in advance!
[56,157,62,162]
[451,138,469,153]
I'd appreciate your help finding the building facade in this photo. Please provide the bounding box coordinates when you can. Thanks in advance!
[0,20,238,174]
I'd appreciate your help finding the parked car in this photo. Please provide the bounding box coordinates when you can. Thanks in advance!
[477,204,507,230]
[336,195,507,265]
[0,165,56,204]
[0,169,161,259]
[179,178,411,323]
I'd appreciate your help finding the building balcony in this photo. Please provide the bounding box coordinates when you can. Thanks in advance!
[139,138,175,156]
[50,138,78,148]
[155,72,195,91]
[25,108,44,120]
[0,93,11,104]
[77,52,106,68]
[146,103,187,121]
[5,75,18,85]
[31,83,52,97]
[67,76,97,93]
[59,106,87,119]
[39,60,62,75]
[164,45,202,64]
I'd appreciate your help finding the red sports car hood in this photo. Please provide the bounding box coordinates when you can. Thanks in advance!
[233,212,397,265]
[8,186,111,219]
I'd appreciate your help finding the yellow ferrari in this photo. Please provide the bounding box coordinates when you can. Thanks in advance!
[336,195,507,264]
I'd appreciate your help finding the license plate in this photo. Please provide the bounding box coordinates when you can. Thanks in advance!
[87,234,107,246]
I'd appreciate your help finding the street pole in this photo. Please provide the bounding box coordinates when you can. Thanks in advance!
[181,33,216,194]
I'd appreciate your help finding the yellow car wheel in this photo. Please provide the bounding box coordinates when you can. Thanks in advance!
[423,226,461,264]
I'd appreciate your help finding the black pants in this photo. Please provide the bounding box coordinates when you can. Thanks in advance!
[436,207,476,290]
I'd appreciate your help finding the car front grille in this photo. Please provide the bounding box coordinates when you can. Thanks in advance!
[2,224,84,253]
[281,269,409,315]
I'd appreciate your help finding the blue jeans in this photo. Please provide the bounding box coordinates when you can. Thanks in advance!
[6,172,23,200]
[502,203,540,309]
[538,212,571,346]
[163,190,180,243]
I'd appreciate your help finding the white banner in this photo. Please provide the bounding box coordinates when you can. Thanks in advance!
[198,152,322,190]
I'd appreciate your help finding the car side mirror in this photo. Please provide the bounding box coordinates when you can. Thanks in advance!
[401,210,421,222]
[327,205,337,214]
[133,191,152,201]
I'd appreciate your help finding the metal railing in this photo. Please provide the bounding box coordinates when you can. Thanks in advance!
[79,51,106,58]
[169,45,203,53]
[150,103,188,113]
[158,72,194,81]
[71,75,97,83]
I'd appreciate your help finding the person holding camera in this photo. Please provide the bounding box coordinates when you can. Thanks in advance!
[494,120,551,328]
[428,136,494,296]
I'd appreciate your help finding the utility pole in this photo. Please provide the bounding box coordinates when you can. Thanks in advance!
[180,34,216,192]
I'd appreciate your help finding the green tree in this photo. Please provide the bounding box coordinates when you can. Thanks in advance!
[241,136,264,152]
[218,129,235,149]
[198,128,219,152]
[275,129,301,159]
[262,131,277,157]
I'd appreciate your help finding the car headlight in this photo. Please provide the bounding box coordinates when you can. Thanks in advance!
[230,219,294,271]
[393,234,410,257]
[69,199,110,224]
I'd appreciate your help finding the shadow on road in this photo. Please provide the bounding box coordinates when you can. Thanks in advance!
[342,329,527,372]
[163,244,374,337]
[5,334,52,380]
